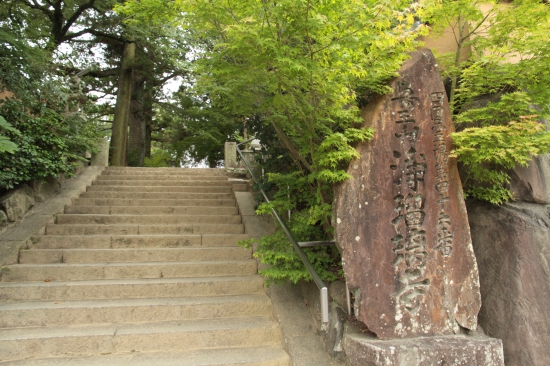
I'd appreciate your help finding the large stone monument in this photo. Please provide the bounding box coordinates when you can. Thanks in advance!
[333,50,504,364]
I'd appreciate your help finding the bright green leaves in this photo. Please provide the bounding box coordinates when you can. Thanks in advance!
[422,0,550,203]
[247,223,340,286]
[117,0,426,284]
[454,92,536,127]
[451,116,550,204]
[315,128,374,183]
[0,99,96,190]
[317,128,374,170]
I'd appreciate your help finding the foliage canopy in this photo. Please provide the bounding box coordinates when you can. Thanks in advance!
[119,0,427,282]
[423,0,550,203]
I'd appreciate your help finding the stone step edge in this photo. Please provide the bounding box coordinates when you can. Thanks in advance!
[0,346,290,366]
[55,214,242,219]
[0,295,272,328]
[18,247,252,265]
[47,223,243,228]
[0,260,258,283]
[97,173,228,182]
[28,234,250,249]
[0,275,263,287]
[44,223,245,235]
[0,316,277,340]
[63,206,240,213]
[103,168,227,174]
[0,276,266,301]
[91,181,232,186]
[0,294,270,311]
[3,259,256,271]
[0,317,281,361]
[71,199,237,207]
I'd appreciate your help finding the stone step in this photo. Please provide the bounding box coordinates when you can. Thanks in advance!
[73,198,236,207]
[55,214,242,225]
[64,205,239,215]
[19,247,252,264]
[86,185,232,193]
[79,191,234,200]
[0,276,265,301]
[92,179,231,187]
[1,167,290,365]
[0,317,280,361]
[0,346,291,365]
[95,175,228,181]
[103,167,227,175]
[0,294,271,328]
[1,260,257,282]
[45,223,244,236]
[30,234,249,249]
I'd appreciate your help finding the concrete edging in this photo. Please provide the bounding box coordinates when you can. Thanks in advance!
[0,166,105,266]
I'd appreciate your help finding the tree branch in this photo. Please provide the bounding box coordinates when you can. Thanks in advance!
[271,121,314,173]
[59,0,97,42]
[89,29,127,43]
[63,28,95,42]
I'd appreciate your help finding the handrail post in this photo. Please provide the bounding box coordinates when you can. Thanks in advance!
[235,142,330,329]
[321,286,329,324]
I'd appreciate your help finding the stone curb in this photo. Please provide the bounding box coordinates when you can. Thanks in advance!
[0,166,105,266]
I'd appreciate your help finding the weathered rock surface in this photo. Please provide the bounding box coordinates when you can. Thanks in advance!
[0,210,7,227]
[0,184,35,222]
[333,49,481,339]
[30,176,63,203]
[509,154,550,204]
[328,280,348,310]
[467,200,550,366]
[343,325,504,366]
[325,305,347,360]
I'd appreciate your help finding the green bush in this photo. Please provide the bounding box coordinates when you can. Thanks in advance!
[144,148,176,167]
[451,115,550,204]
[0,99,97,191]
[240,225,341,286]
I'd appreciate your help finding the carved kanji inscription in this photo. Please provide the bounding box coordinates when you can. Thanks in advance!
[333,50,481,339]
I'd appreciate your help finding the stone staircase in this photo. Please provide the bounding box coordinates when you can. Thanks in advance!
[0,167,291,365]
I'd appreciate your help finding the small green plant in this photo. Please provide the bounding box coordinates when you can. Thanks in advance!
[248,230,341,286]
[144,149,175,167]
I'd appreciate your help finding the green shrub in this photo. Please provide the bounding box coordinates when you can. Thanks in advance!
[0,99,97,191]
[451,115,550,204]
[144,148,176,167]
[240,225,341,286]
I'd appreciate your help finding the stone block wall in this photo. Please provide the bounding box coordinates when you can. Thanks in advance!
[0,164,83,228]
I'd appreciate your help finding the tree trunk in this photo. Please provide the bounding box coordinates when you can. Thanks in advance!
[128,73,145,166]
[110,40,135,166]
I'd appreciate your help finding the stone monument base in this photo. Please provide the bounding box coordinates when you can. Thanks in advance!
[343,327,504,366]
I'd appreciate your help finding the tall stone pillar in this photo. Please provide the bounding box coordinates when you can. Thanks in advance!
[224,142,237,169]
[333,49,504,365]
[90,138,109,167]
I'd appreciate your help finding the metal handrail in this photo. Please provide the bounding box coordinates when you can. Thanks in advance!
[237,137,256,146]
[298,241,335,248]
[235,143,330,326]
